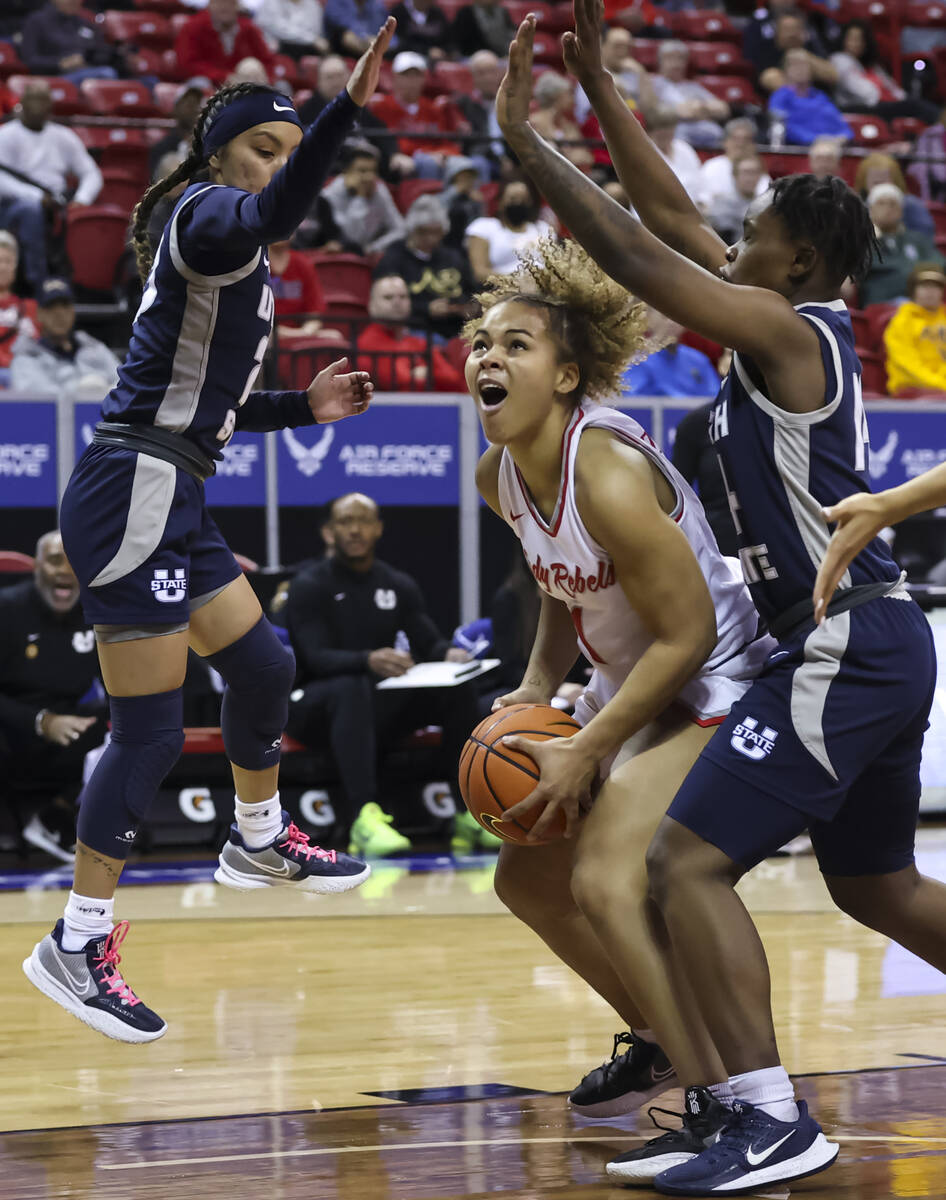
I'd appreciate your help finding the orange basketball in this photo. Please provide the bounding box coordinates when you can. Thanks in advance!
[458,704,581,845]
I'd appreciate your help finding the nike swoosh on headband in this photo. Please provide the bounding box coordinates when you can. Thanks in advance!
[273,101,296,112]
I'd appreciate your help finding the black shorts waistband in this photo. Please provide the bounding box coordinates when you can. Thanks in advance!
[768,577,904,643]
[92,422,216,482]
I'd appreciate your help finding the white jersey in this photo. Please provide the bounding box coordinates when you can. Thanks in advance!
[497,402,774,728]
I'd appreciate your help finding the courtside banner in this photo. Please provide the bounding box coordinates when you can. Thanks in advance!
[862,408,946,490]
[0,401,56,506]
[276,403,459,505]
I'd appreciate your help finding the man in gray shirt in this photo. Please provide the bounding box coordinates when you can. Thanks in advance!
[297,140,405,255]
[653,40,730,148]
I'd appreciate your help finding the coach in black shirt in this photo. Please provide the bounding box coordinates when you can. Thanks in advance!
[0,531,105,861]
[285,492,475,854]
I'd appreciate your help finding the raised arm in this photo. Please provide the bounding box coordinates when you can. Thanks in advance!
[563,0,726,271]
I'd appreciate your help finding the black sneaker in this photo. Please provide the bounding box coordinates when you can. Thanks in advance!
[215,813,371,893]
[569,1032,678,1118]
[606,1086,731,1185]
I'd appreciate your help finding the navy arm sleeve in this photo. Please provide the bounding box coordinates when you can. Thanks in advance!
[235,389,316,432]
[399,576,449,661]
[176,90,360,275]
[286,571,371,678]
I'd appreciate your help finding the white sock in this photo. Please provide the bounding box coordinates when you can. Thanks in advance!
[62,891,114,952]
[729,1066,799,1122]
[708,1080,735,1107]
[235,793,284,849]
[632,1028,657,1044]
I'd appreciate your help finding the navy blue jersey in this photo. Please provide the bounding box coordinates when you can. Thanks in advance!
[708,299,900,623]
[101,90,358,460]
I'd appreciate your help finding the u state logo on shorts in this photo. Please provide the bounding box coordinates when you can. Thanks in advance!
[730,716,778,762]
[151,568,187,604]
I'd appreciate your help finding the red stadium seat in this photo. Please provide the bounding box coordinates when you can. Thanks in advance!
[849,307,869,347]
[905,1,946,25]
[128,47,164,77]
[698,75,760,107]
[688,42,753,77]
[858,349,887,393]
[432,61,474,97]
[277,336,354,388]
[675,10,739,41]
[394,178,444,215]
[7,75,87,115]
[80,78,161,117]
[65,205,130,294]
[74,124,152,187]
[761,150,809,177]
[628,41,659,71]
[307,252,374,307]
[836,0,894,21]
[100,11,173,48]
[0,43,25,78]
[0,551,34,573]
[843,112,892,146]
[158,47,183,80]
[865,302,898,343]
[169,11,190,37]
[891,116,929,141]
[271,54,301,89]
[134,0,188,13]
[99,167,144,213]
[443,336,470,375]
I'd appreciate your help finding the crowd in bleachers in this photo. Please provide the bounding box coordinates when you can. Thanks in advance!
[4,0,946,398]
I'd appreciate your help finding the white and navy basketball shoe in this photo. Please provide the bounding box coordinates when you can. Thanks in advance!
[23,919,167,1043]
[215,814,371,893]
[569,1032,677,1117]
[653,1097,839,1195]
[606,1086,730,1185]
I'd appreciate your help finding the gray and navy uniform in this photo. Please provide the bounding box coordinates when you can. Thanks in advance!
[669,300,937,875]
[59,91,359,627]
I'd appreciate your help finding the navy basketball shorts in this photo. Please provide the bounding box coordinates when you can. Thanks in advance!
[60,444,242,628]
[668,594,937,877]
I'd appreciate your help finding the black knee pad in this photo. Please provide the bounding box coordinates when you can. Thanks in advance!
[207,618,296,771]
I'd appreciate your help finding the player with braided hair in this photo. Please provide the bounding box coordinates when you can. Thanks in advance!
[492,6,946,1192]
[23,19,396,1044]
[469,237,774,1131]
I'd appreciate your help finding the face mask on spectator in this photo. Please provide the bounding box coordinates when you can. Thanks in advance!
[503,202,534,226]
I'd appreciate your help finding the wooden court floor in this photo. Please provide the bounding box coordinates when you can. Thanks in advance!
[3,830,946,1199]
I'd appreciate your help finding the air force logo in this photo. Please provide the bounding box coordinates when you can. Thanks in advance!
[730,716,778,762]
[283,425,334,477]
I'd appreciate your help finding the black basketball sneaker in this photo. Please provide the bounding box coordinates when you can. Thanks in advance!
[568,1032,678,1118]
[606,1086,731,1185]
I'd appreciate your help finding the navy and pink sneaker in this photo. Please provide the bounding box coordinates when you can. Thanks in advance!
[654,1097,839,1195]
[23,919,167,1044]
[215,814,371,893]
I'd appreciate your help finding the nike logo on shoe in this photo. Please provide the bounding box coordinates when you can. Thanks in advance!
[236,849,293,876]
[745,1131,794,1166]
[650,1063,677,1084]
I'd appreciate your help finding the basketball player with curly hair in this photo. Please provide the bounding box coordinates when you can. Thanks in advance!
[493,5,946,1192]
[469,236,774,1148]
[22,19,396,1045]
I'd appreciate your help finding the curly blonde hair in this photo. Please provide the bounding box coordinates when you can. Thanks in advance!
[462,237,652,403]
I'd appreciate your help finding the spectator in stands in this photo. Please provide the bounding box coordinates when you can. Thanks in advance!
[768,49,851,146]
[285,492,475,857]
[831,19,941,127]
[21,0,124,85]
[442,156,483,251]
[225,56,272,87]
[0,79,102,293]
[623,306,720,398]
[884,263,946,397]
[908,110,946,205]
[0,530,104,864]
[807,134,843,177]
[148,79,208,179]
[269,241,344,342]
[465,178,553,281]
[855,153,935,240]
[389,0,452,62]
[603,0,662,35]
[299,140,405,254]
[10,279,119,399]
[371,51,464,180]
[529,73,595,172]
[747,6,836,95]
[861,183,945,307]
[297,55,392,175]
[574,26,657,126]
[0,233,37,388]
[671,403,739,557]
[652,40,729,148]
[451,0,515,58]
[325,0,395,56]
[375,194,474,340]
[453,50,508,179]
[647,106,702,199]
[696,117,770,223]
[175,0,275,86]
[356,274,465,390]
[255,0,330,60]
[703,155,767,244]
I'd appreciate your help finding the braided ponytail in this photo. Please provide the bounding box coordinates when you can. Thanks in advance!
[130,81,283,283]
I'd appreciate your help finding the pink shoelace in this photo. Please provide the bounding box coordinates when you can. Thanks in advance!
[92,920,143,1006]
[279,822,337,864]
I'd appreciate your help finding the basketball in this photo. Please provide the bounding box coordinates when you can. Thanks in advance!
[457,704,581,845]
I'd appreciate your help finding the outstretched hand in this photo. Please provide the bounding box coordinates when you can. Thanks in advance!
[562,0,606,84]
[496,14,537,132]
[812,491,888,622]
[307,357,373,423]
[346,16,396,107]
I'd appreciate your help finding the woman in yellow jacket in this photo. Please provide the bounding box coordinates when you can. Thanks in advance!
[884,262,946,395]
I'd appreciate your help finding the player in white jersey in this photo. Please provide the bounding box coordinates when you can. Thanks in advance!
[468,238,773,1126]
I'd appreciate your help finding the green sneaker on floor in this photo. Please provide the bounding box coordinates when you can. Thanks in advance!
[451,809,504,854]
[348,803,412,858]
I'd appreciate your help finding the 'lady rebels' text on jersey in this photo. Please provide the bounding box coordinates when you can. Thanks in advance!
[497,402,773,724]
[708,300,900,625]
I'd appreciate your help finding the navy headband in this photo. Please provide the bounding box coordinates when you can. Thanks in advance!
[203,91,304,157]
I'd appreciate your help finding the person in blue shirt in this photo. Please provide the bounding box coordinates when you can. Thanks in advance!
[325,0,397,56]
[621,307,720,398]
[768,49,851,146]
[22,19,397,1047]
